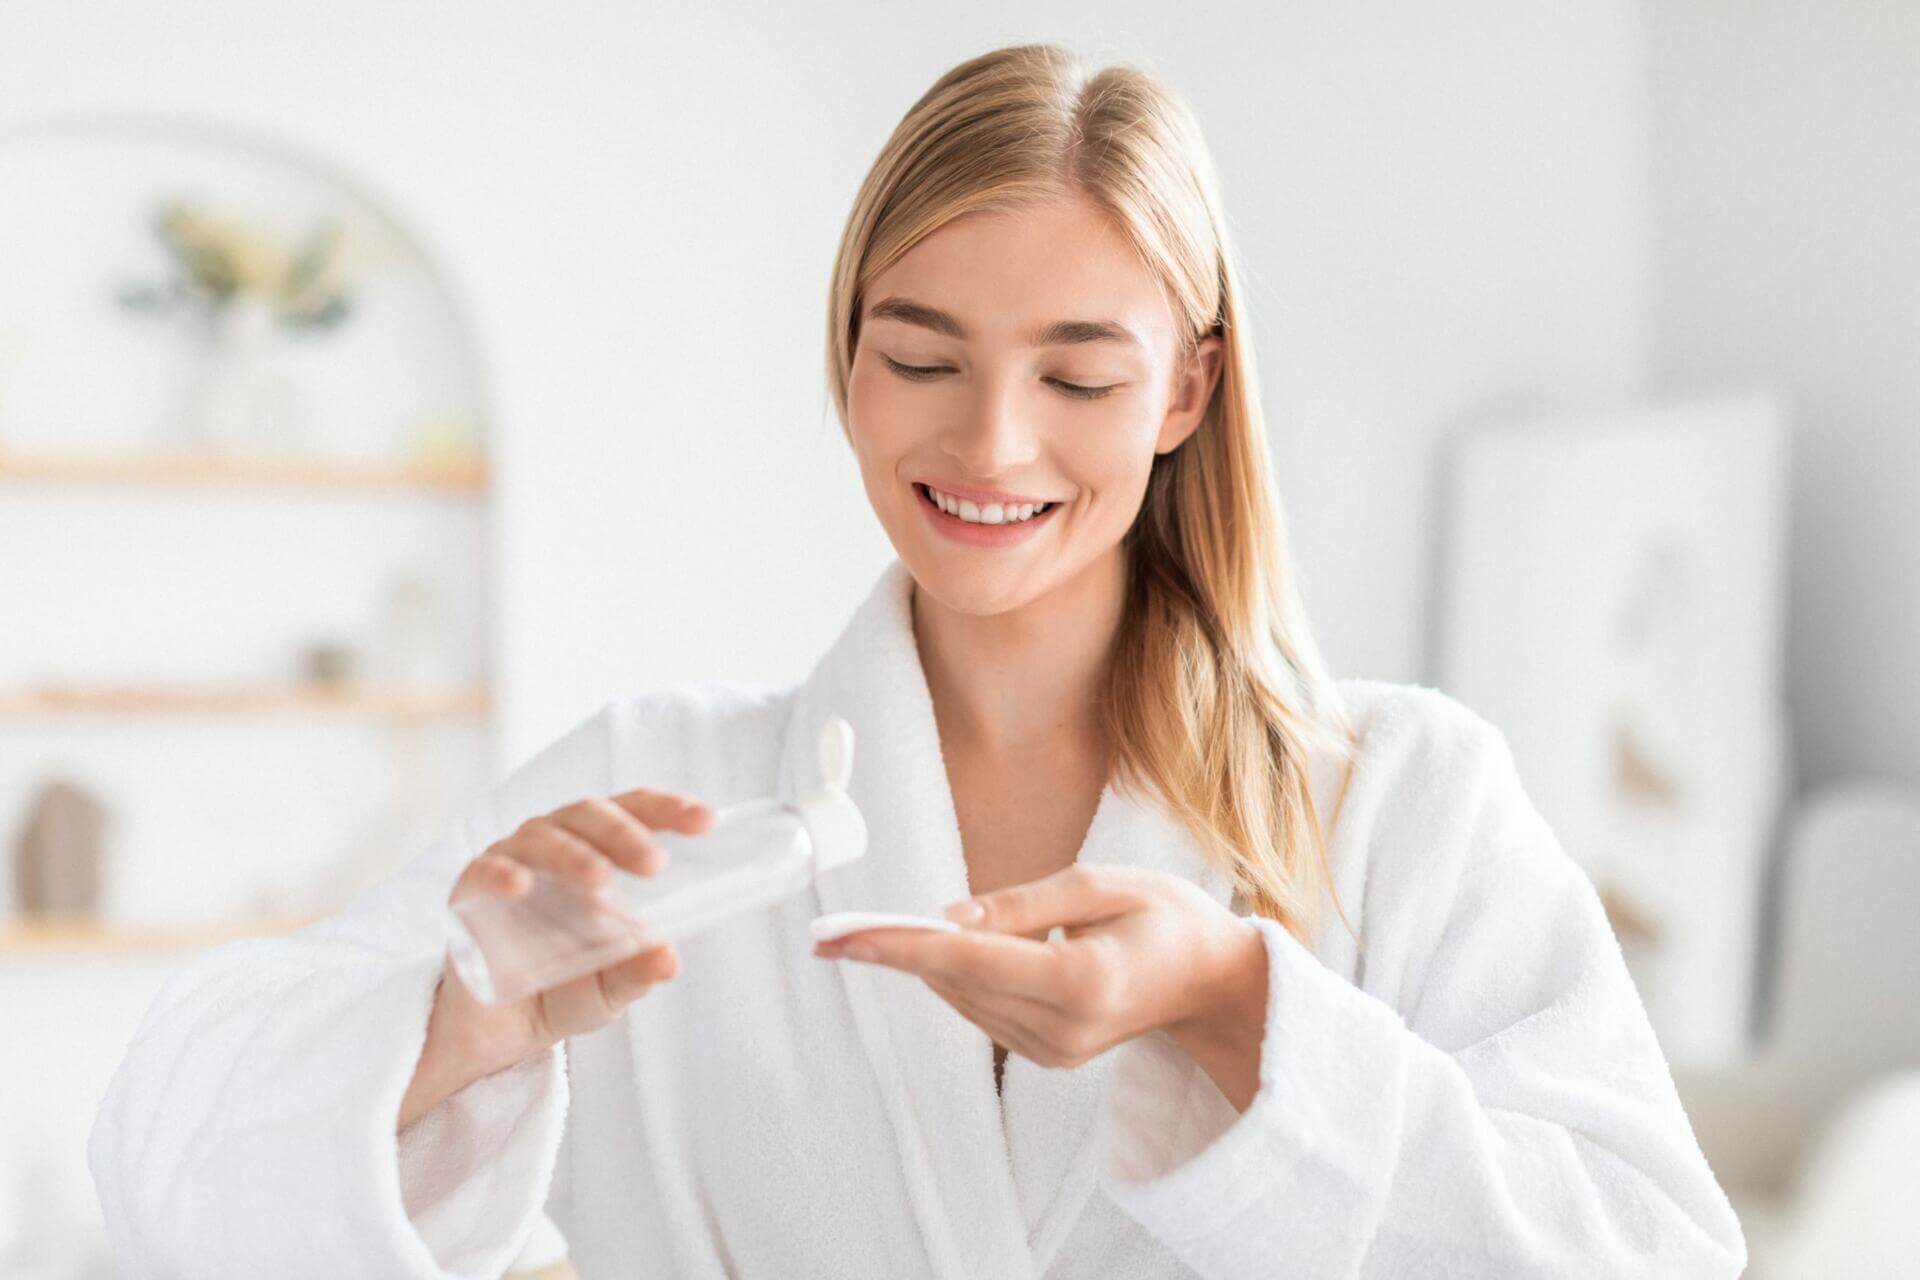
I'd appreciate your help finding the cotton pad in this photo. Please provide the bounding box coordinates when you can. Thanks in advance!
[809,910,965,943]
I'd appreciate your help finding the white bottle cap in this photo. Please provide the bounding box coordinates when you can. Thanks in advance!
[795,716,867,873]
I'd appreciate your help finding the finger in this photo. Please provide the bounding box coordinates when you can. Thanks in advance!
[449,851,531,904]
[598,941,680,1007]
[944,864,1140,937]
[549,795,668,877]
[609,787,717,835]
[533,940,669,1038]
[926,975,1024,1040]
[928,975,1104,1069]
[534,969,614,1041]
[925,969,1067,1026]
[820,926,1077,1006]
[924,977,1054,1065]
[505,820,611,889]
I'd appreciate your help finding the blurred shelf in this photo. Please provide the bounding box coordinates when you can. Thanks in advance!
[0,447,488,493]
[0,682,492,722]
[0,914,326,955]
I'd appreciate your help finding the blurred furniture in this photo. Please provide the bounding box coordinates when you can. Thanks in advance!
[1676,783,1920,1276]
[0,445,498,1277]
[1741,1071,1920,1279]
[0,111,499,1279]
[0,445,493,948]
[1438,390,1791,1070]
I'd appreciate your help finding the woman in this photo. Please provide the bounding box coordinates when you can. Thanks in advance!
[89,42,1745,1279]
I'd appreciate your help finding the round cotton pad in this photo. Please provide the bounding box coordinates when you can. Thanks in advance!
[809,910,966,943]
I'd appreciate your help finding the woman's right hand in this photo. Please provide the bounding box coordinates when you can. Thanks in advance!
[399,787,716,1130]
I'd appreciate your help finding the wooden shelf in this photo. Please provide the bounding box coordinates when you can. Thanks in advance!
[0,682,492,722]
[0,447,488,493]
[0,914,326,955]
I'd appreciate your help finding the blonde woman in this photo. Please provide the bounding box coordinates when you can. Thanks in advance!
[90,42,1744,1279]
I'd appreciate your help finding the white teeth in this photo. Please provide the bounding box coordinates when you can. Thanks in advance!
[926,484,1050,525]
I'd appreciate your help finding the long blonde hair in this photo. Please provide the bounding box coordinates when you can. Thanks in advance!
[825,43,1357,947]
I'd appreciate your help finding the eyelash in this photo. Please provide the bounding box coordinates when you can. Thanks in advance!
[880,355,1119,401]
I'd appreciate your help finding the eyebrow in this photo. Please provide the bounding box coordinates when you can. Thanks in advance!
[864,295,1144,350]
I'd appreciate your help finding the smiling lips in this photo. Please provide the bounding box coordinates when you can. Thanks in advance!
[915,481,1061,545]
[919,481,1054,525]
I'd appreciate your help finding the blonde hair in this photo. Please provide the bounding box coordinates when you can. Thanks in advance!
[825,43,1358,947]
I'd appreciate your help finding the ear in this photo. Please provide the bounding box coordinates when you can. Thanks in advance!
[1155,334,1223,455]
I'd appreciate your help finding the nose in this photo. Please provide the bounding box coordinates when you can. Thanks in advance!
[939,370,1040,477]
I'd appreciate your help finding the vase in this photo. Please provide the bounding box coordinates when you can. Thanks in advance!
[187,295,315,457]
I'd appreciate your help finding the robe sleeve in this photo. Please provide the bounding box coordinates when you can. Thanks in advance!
[87,704,614,1278]
[396,1032,570,1274]
[1099,715,1748,1278]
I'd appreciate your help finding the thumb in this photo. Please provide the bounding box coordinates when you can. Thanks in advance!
[944,865,1136,937]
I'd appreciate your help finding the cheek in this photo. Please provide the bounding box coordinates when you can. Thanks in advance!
[847,354,924,458]
[1059,406,1161,513]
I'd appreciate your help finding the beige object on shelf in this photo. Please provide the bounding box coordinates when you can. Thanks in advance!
[11,777,109,918]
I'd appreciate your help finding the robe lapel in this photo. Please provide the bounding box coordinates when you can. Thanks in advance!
[1005,777,1240,1275]
[777,558,1253,1279]
[780,557,1029,1280]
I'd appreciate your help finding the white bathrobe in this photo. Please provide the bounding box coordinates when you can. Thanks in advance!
[88,557,1746,1278]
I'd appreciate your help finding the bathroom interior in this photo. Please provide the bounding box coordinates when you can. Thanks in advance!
[1,3,1915,1275]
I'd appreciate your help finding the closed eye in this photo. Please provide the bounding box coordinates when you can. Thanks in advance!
[880,354,1119,401]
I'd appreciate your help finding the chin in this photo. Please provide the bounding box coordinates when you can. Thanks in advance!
[899,546,1048,618]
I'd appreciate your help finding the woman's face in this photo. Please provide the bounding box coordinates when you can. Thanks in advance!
[846,191,1222,616]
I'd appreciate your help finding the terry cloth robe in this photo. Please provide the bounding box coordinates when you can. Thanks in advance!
[88,556,1747,1279]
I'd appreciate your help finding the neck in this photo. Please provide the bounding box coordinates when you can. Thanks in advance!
[911,548,1128,763]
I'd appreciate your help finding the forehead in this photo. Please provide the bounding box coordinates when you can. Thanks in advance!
[864,195,1176,351]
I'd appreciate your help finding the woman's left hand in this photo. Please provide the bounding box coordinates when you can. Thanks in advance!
[811,863,1269,1086]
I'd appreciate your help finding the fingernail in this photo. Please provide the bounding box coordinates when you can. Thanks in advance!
[842,941,878,961]
[944,899,984,925]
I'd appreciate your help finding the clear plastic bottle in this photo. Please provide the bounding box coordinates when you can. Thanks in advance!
[445,716,866,1006]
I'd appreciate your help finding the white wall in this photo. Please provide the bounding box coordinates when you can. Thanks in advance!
[1646,0,1920,790]
[1,0,1649,768]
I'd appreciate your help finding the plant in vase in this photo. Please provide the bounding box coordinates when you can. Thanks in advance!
[116,199,359,457]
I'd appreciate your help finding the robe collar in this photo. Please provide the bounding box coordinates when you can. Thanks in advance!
[777,557,1338,1279]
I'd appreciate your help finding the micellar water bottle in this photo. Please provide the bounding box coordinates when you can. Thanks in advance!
[445,716,866,1005]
